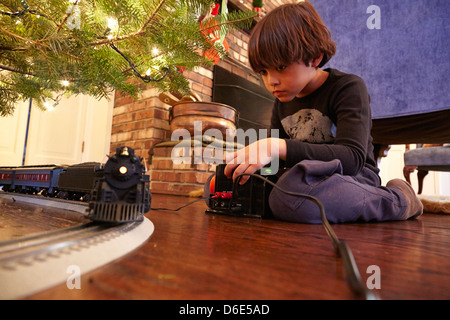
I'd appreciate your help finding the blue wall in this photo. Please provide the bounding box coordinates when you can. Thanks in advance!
[310,0,450,119]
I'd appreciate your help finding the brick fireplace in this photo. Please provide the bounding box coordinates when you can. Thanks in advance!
[110,0,287,196]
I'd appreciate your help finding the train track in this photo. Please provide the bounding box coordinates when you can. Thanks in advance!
[0,192,154,299]
[0,191,88,214]
[0,220,142,270]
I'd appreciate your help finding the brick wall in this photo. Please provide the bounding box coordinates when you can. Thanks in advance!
[149,143,222,196]
[110,0,292,196]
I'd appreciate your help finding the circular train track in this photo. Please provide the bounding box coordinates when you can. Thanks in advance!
[0,193,154,299]
[0,221,142,270]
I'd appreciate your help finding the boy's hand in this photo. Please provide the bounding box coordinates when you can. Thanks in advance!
[224,138,286,185]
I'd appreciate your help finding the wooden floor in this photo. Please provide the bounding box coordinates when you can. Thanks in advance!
[19,193,450,300]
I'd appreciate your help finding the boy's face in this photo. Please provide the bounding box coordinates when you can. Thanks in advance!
[259,60,320,102]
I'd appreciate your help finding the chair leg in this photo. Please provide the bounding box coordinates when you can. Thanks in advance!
[417,169,429,195]
[403,165,416,185]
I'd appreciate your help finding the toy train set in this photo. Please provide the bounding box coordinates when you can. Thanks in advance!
[0,146,151,223]
[1,145,283,222]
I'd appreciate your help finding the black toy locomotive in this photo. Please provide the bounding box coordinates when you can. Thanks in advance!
[0,146,151,223]
[88,146,151,223]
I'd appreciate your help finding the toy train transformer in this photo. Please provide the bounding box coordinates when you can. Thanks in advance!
[0,146,151,223]
[205,164,284,219]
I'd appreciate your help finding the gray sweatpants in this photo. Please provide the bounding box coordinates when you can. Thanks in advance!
[268,159,408,224]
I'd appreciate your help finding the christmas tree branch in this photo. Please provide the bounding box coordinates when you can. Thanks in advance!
[0,26,82,61]
[29,2,54,24]
[0,0,256,116]
[137,0,166,34]
[0,46,29,52]
[0,26,35,45]
[90,0,170,46]
[0,64,34,76]
[0,1,47,19]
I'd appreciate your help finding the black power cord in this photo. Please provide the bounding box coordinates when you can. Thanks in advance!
[233,173,379,300]
[151,172,379,300]
[151,197,207,212]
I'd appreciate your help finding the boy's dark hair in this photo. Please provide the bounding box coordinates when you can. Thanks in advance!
[248,1,336,71]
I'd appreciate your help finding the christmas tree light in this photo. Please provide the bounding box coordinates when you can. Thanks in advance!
[0,0,256,116]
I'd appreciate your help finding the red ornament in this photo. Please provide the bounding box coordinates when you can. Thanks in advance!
[200,5,229,65]
[176,66,186,73]
[211,3,220,16]
[253,7,261,17]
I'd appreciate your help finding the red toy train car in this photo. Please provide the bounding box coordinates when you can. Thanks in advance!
[0,146,151,223]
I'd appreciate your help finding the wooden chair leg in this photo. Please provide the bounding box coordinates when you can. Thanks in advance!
[403,165,416,185]
[373,144,391,168]
[417,169,429,195]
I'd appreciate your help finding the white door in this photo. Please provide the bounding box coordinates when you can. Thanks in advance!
[25,95,87,165]
[0,94,113,166]
[0,100,29,166]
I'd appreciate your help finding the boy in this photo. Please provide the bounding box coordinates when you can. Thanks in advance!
[224,1,423,223]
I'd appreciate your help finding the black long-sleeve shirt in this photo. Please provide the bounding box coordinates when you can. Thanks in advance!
[270,68,378,176]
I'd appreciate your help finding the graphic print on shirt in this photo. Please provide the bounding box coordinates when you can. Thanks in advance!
[281,109,336,143]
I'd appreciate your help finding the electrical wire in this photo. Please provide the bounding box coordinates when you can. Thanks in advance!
[151,197,208,212]
[109,43,169,83]
[0,0,47,19]
[233,173,379,300]
[150,172,379,300]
